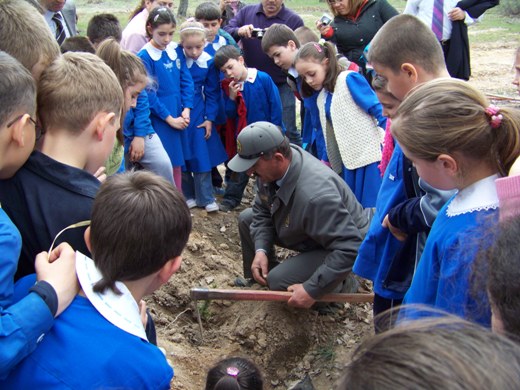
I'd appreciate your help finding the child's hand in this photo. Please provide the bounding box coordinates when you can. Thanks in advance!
[167,115,189,130]
[229,80,241,101]
[93,166,107,182]
[36,243,79,317]
[129,136,145,162]
[181,108,191,123]
[197,120,212,139]
[382,214,408,241]
[238,24,254,38]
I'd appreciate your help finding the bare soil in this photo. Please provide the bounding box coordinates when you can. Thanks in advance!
[147,41,519,390]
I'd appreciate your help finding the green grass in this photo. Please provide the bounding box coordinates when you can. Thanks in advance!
[75,0,519,45]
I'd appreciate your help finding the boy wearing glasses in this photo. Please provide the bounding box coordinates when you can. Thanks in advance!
[2,171,191,388]
[0,52,123,281]
[0,51,79,378]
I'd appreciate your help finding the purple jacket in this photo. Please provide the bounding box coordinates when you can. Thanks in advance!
[224,3,303,84]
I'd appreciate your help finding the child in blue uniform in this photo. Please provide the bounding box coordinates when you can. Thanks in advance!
[294,41,386,208]
[96,38,174,184]
[179,21,228,212]
[394,79,520,326]
[2,171,192,388]
[213,45,285,211]
[138,7,194,190]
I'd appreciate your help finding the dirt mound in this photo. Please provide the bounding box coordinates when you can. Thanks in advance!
[146,203,372,390]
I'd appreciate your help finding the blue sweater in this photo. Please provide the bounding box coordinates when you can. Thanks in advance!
[2,294,173,389]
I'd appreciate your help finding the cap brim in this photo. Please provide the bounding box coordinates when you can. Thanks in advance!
[227,155,260,173]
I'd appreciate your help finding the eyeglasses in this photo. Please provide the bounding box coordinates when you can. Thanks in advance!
[7,114,42,140]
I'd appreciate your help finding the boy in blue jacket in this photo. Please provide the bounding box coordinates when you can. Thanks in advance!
[214,45,285,211]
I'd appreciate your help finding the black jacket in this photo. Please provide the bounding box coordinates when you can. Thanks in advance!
[327,0,398,67]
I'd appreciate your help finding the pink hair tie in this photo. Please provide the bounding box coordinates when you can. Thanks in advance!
[485,104,503,129]
[226,367,239,377]
[313,43,322,53]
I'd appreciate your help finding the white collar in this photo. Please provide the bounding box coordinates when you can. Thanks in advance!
[245,67,258,84]
[76,252,148,341]
[185,51,212,69]
[288,67,299,79]
[446,174,499,217]
[143,41,179,62]
[210,35,227,51]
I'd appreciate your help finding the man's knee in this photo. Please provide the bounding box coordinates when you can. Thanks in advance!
[238,208,253,233]
[266,266,288,291]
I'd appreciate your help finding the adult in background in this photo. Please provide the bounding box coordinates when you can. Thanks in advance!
[232,122,369,309]
[38,0,78,45]
[316,0,397,74]
[224,0,304,147]
[404,0,499,80]
[121,0,174,54]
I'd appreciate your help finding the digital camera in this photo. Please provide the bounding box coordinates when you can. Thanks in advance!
[251,28,267,39]
[320,13,333,26]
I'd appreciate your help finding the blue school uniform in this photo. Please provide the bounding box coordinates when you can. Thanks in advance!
[401,175,498,326]
[138,42,194,167]
[353,144,409,299]
[320,71,385,208]
[184,52,228,173]
[224,68,285,129]
[0,209,21,309]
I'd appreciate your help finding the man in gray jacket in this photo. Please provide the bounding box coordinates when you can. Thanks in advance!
[231,122,369,309]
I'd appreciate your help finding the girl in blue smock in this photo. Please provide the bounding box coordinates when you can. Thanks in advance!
[294,41,386,208]
[138,7,194,190]
[393,79,520,326]
[178,21,228,212]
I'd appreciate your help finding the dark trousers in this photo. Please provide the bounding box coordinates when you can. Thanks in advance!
[238,208,345,293]
[373,293,403,334]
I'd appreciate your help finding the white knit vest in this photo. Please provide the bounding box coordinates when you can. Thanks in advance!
[317,71,384,171]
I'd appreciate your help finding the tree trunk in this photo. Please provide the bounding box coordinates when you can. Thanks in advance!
[177,0,189,17]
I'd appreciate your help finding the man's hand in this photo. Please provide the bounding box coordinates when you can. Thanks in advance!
[129,136,145,162]
[238,24,254,38]
[251,251,269,285]
[35,243,79,317]
[382,214,408,241]
[287,284,316,309]
[448,7,465,21]
[197,120,212,139]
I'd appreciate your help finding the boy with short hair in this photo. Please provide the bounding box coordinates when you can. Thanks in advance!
[0,52,123,281]
[2,171,192,388]
[261,24,326,159]
[60,36,96,53]
[195,1,239,57]
[353,14,453,331]
[0,51,79,378]
[0,0,60,80]
[86,13,123,48]
[214,45,284,211]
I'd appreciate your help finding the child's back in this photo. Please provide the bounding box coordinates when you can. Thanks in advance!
[0,53,123,280]
[2,171,192,389]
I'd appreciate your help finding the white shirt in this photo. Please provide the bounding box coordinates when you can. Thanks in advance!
[404,0,475,41]
[44,10,71,40]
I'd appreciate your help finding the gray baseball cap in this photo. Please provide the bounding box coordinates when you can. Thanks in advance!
[228,121,285,172]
